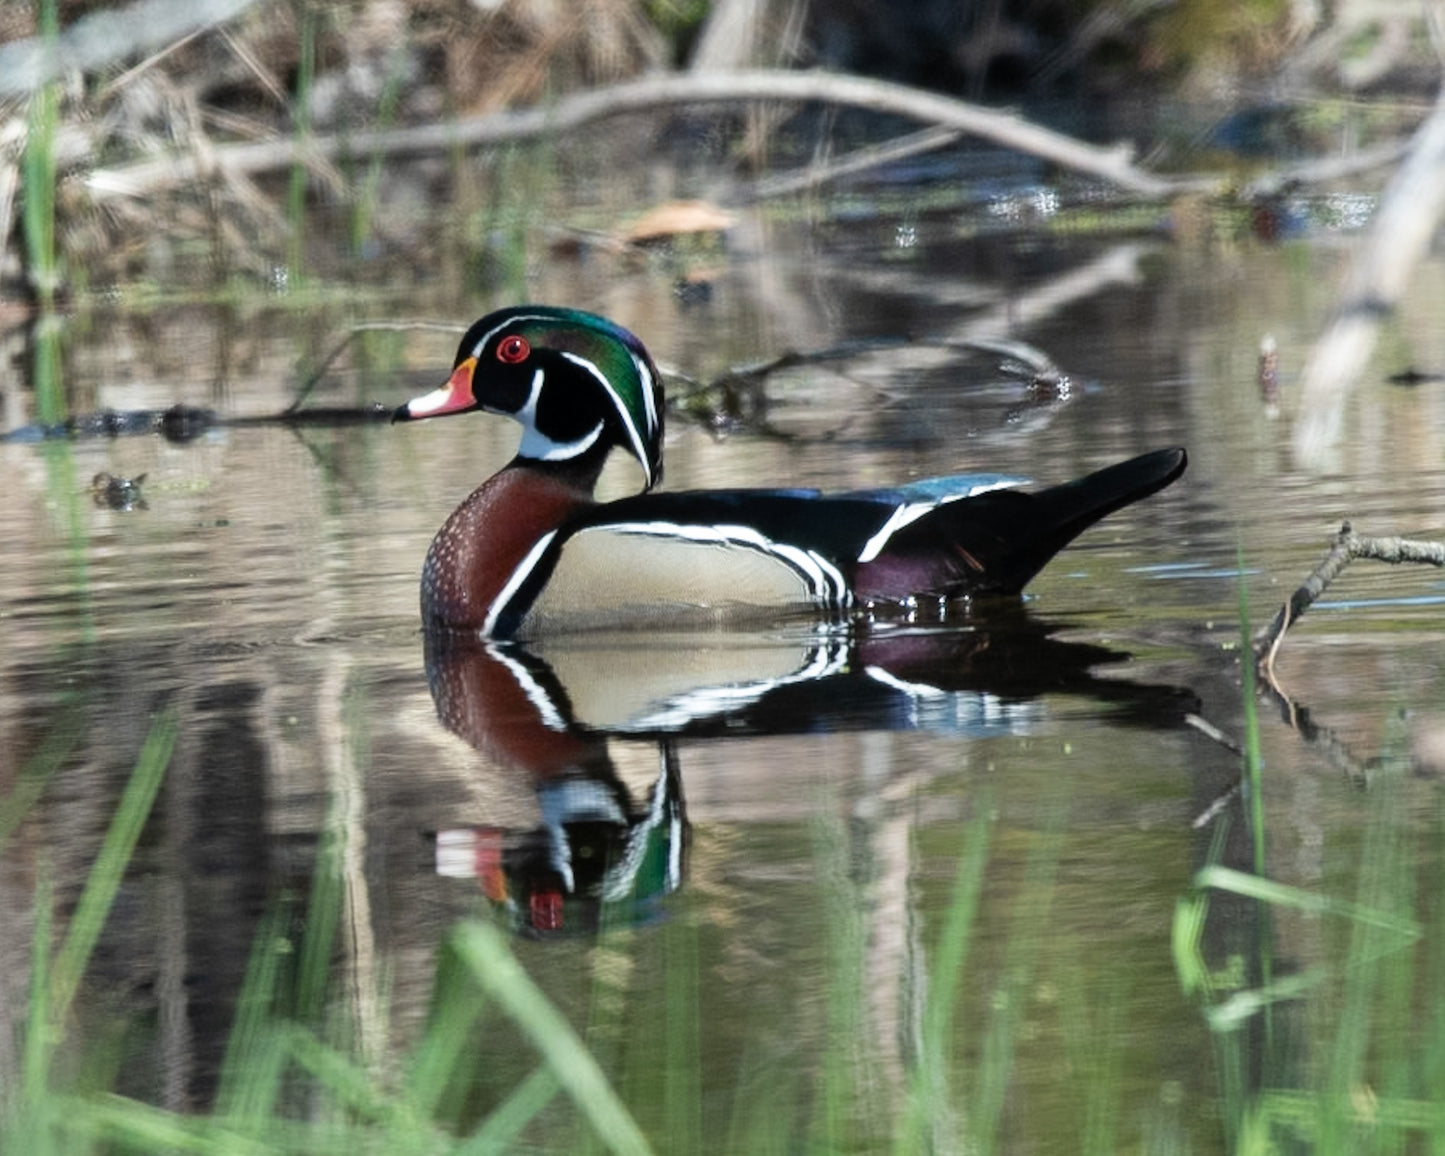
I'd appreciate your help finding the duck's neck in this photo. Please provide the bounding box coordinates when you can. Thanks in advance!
[421,456,603,631]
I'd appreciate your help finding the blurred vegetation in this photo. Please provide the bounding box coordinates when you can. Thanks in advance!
[1,0,1440,302]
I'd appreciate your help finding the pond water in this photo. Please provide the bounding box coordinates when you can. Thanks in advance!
[4,147,1445,1151]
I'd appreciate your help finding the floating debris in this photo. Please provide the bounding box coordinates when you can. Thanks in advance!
[91,472,148,511]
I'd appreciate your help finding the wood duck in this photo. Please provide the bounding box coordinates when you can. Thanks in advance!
[394,305,1187,637]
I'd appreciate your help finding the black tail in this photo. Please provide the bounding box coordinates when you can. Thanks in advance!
[884,447,1187,597]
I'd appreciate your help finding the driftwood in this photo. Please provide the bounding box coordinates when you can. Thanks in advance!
[1253,522,1445,682]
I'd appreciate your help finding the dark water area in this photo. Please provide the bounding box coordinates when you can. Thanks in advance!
[4,134,1445,1149]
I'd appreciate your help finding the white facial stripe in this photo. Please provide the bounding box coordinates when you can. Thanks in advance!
[597,520,852,607]
[519,421,605,461]
[633,352,659,442]
[507,366,605,462]
[466,315,657,483]
[469,312,559,358]
[561,351,655,486]
[483,529,559,637]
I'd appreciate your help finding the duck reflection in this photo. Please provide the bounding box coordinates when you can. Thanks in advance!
[422,610,1195,937]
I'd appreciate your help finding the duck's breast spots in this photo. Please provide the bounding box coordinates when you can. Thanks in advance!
[421,470,592,630]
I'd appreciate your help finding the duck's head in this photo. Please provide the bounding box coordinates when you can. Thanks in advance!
[394,305,665,490]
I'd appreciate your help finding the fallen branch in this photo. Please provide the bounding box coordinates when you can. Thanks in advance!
[85,68,1179,200]
[1253,521,1445,681]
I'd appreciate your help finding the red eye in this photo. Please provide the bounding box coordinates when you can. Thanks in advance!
[496,335,530,364]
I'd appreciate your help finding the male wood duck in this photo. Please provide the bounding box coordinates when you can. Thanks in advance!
[394,305,1187,637]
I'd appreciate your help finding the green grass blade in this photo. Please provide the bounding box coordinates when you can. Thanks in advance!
[22,0,60,314]
[457,1065,563,1156]
[284,1024,428,1139]
[923,803,992,1051]
[213,906,293,1125]
[0,704,82,857]
[23,870,55,1116]
[1194,865,1420,939]
[403,947,490,1123]
[293,810,343,1024]
[450,920,654,1156]
[48,709,176,1024]
[55,1092,272,1156]
[1171,892,1210,998]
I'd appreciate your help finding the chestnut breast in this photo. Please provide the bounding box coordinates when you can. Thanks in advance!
[422,467,594,631]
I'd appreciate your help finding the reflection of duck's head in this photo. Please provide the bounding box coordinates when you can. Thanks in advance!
[393,304,1186,637]
[436,746,687,938]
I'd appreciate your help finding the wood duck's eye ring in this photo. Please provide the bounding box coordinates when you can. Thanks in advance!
[496,335,531,364]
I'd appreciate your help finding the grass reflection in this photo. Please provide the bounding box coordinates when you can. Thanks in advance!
[1173,649,1442,1153]
[6,696,1445,1153]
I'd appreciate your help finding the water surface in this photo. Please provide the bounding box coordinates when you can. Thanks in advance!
[4,170,1445,1148]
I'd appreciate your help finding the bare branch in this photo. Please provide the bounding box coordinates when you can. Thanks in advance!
[85,68,1179,200]
[1253,522,1445,679]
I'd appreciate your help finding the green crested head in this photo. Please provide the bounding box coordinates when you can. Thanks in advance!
[395,305,665,490]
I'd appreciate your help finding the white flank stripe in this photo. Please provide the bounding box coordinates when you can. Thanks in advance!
[623,638,849,731]
[857,503,933,563]
[854,478,1026,563]
[863,664,948,698]
[597,520,851,608]
[483,529,560,637]
[485,642,570,731]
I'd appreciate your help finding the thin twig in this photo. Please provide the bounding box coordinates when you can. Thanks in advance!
[1185,712,1243,755]
[1192,781,1241,829]
[1252,521,1445,680]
